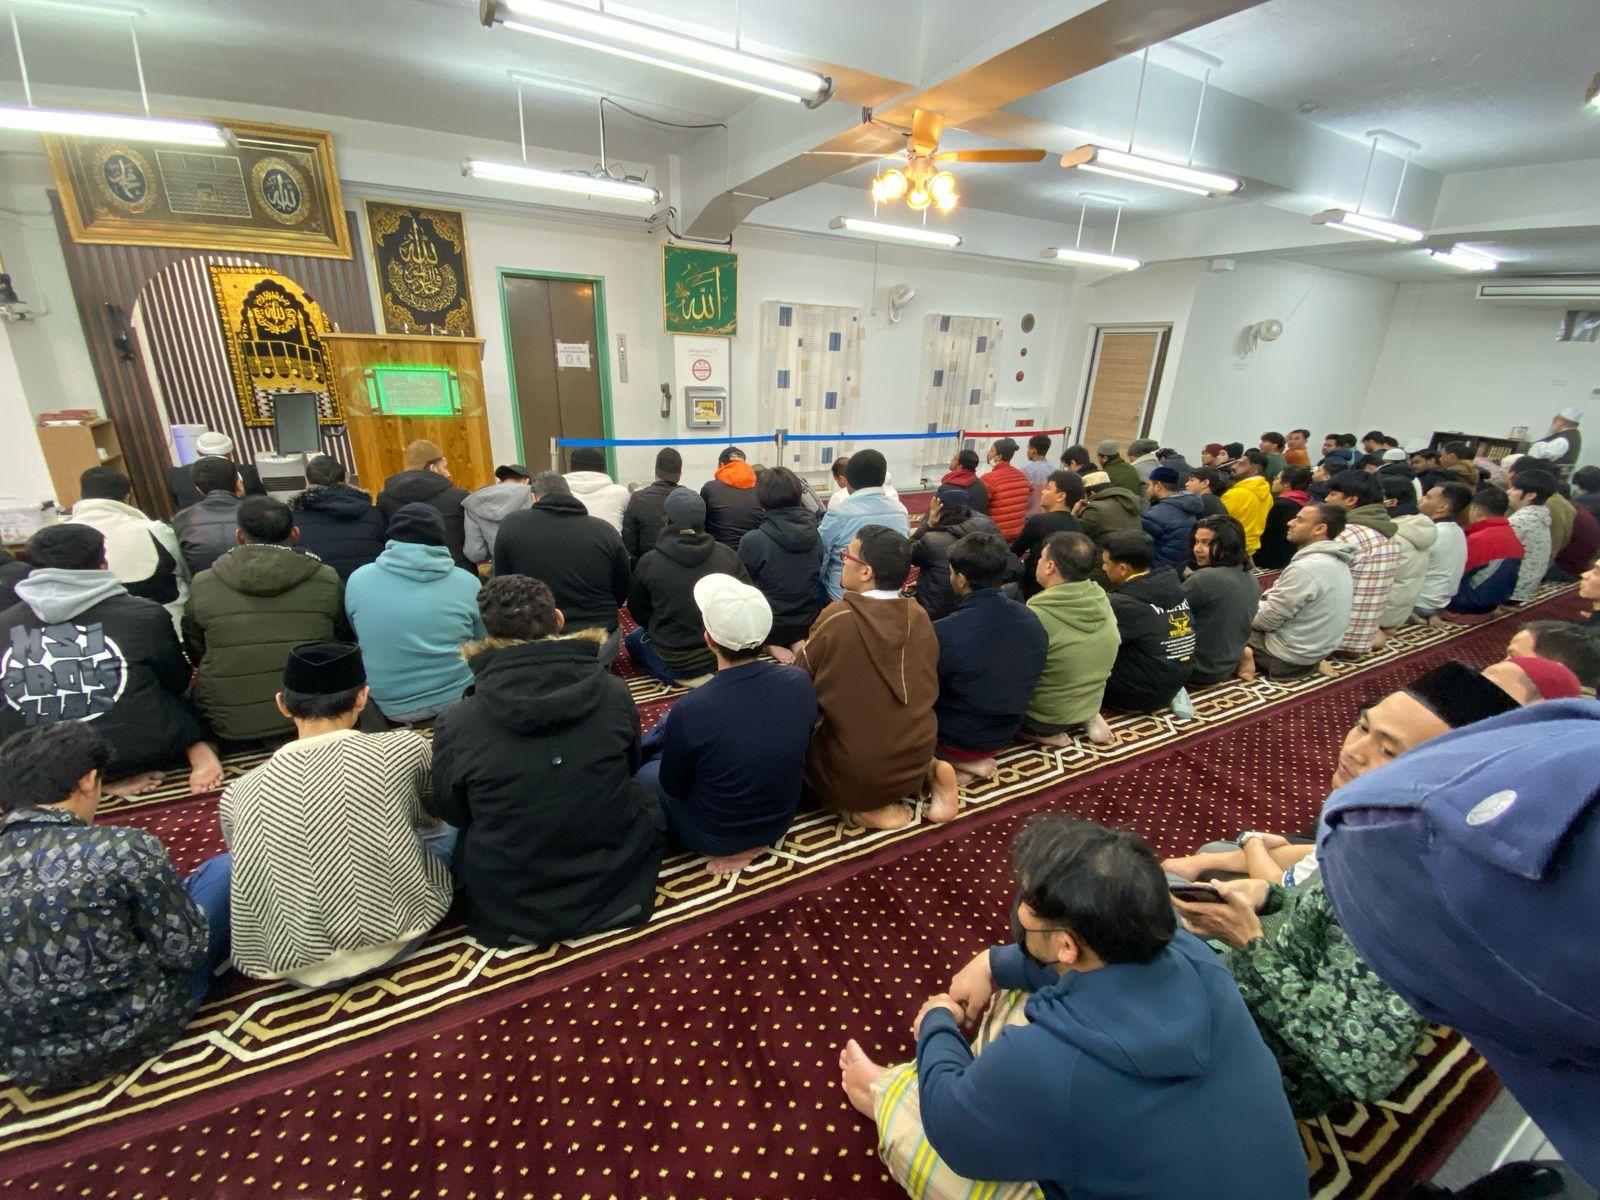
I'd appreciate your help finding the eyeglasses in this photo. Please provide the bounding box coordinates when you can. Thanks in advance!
[842,551,866,566]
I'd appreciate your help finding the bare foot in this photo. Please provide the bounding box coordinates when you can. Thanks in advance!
[105,770,165,797]
[1161,854,1208,881]
[925,759,959,823]
[1317,659,1339,678]
[839,1039,887,1118]
[187,743,224,794]
[1427,614,1452,630]
[764,643,797,665]
[952,758,998,786]
[1372,629,1390,651]
[1020,729,1074,747]
[1235,647,1258,683]
[1084,713,1114,745]
[849,803,915,830]
[705,847,763,876]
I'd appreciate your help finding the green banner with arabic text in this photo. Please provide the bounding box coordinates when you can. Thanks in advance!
[662,243,736,337]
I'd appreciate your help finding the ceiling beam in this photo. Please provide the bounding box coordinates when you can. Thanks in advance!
[680,0,1272,239]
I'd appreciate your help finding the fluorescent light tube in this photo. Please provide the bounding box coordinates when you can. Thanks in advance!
[1312,208,1425,243]
[488,0,832,107]
[829,217,961,248]
[1077,162,1212,198]
[1042,246,1141,271]
[1062,144,1240,196]
[1429,246,1499,271]
[464,158,660,204]
[0,105,226,146]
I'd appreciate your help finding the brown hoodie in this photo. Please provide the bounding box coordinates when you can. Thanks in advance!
[796,592,938,812]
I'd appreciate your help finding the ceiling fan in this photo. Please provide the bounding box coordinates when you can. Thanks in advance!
[816,109,1046,214]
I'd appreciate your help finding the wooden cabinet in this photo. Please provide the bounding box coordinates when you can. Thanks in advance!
[37,419,124,509]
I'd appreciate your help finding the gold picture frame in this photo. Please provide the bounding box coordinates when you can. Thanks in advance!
[363,200,477,337]
[46,119,352,259]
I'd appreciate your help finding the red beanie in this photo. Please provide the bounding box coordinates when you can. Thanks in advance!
[1507,656,1583,701]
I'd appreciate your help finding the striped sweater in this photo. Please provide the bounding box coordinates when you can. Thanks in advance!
[220,728,452,983]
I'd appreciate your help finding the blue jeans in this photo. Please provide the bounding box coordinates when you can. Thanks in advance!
[184,853,233,1005]
[625,627,695,686]
[421,822,459,870]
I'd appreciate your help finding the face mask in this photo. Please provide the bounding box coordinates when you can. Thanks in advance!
[1011,898,1057,970]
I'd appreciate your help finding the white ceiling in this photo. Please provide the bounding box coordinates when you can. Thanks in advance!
[1180,0,1600,174]
[1272,227,1600,285]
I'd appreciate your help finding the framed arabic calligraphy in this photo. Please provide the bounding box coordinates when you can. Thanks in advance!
[208,264,345,428]
[663,243,737,337]
[363,200,477,337]
[45,121,351,258]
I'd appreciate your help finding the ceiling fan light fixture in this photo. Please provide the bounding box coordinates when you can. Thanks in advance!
[485,0,832,106]
[880,168,908,200]
[463,157,660,204]
[1062,144,1239,196]
[933,190,957,214]
[829,216,961,248]
[1429,245,1499,271]
[1041,245,1142,272]
[928,170,956,200]
[1312,208,1424,243]
[905,184,932,212]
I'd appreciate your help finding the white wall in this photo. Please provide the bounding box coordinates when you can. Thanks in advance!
[1360,281,1600,465]
[0,323,55,504]
[1160,260,1396,456]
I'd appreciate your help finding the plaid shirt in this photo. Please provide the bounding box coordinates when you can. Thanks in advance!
[0,807,206,1090]
[1336,518,1402,653]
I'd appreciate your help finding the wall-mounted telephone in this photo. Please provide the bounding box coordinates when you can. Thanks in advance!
[659,382,672,419]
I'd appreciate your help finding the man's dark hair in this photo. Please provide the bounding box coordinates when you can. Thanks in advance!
[1028,434,1052,457]
[717,446,746,466]
[479,575,560,640]
[1518,621,1600,691]
[991,440,1017,462]
[947,531,1009,591]
[237,495,295,544]
[1291,428,1311,439]
[1441,439,1473,460]
[279,685,365,720]
[1238,448,1267,471]
[844,448,887,491]
[1307,502,1347,540]
[1356,453,1384,469]
[1012,814,1175,965]
[854,523,912,591]
[1194,515,1247,569]
[193,456,240,496]
[1059,444,1092,471]
[1411,448,1440,463]
[1278,465,1312,492]
[1380,473,1418,512]
[1259,431,1285,449]
[1338,433,1359,449]
[1382,436,1400,448]
[655,448,683,482]
[1430,480,1474,517]
[1573,465,1600,493]
[28,523,105,570]
[756,465,803,510]
[1222,441,1244,460]
[1510,467,1556,505]
[1101,528,1154,571]
[1048,469,1085,507]
[1328,468,1382,507]
[1472,485,1509,517]
[1363,430,1385,443]
[78,466,132,502]
[531,471,570,500]
[1041,531,1095,582]
[831,456,851,481]
[956,448,980,472]
[306,455,346,486]
[0,723,112,813]
[1192,466,1227,496]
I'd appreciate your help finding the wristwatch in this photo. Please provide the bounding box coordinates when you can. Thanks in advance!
[1236,831,1266,849]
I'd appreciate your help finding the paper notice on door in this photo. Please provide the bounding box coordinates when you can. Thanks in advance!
[556,341,592,370]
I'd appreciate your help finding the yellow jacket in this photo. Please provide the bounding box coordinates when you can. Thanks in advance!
[1222,475,1273,555]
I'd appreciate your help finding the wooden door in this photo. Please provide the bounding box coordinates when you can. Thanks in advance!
[503,274,606,474]
[1077,327,1168,452]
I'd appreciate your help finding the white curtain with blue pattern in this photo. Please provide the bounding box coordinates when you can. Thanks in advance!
[757,300,864,474]
[917,313,1003,470]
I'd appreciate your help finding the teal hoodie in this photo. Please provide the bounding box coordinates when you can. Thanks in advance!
[344,541,484,717]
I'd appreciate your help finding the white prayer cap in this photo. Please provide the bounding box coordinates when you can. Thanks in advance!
[195,431,234,456]
[1382,448,1407,462]
[694,573,772,652]
[1559,406,1582,423]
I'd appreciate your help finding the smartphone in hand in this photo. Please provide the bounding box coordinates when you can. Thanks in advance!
[1169,882,1228,904]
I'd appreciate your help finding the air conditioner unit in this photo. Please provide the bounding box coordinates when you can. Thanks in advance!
[1475,278,1600,306]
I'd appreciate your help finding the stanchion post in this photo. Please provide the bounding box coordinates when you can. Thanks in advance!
[549,437,560,474]
[774,427,787,466]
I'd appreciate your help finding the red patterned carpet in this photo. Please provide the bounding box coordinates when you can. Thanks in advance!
[1,589,1583,1200]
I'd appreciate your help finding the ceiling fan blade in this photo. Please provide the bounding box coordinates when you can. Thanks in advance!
[910,109,945,157]
[933,148,1048,163]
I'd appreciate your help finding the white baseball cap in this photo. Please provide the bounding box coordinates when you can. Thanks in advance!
[195,431,234,456]
[693,573,772,651]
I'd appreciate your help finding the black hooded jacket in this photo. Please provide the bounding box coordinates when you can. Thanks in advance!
[621,480,680,562]
[289,485,388,580]
[427,633,664,949]
[627,529,750,673]
[1103,569,1195,712]
[377,469,470,569]
[910,512,1001,622]
[493,494,631,631]
[737,506,822,632]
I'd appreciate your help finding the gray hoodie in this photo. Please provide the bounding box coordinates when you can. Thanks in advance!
[462,481,532,563]
[13,568,127,623]
[1252,539,1356,665]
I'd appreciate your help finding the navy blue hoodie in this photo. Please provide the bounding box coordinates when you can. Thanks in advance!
[933,587,1047,752]
[916,933,1308,1200]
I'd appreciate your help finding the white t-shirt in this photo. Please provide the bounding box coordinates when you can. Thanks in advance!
[1416,519,1469,612]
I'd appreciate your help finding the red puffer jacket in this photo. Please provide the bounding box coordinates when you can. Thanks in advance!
[982,462,1031,539]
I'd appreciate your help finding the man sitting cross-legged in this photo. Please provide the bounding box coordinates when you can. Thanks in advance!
[840,814,1308,1200]
[220,643,454,988]
[1100,530,1195,713]
[1019,532,1119,747]
[635,574,817,876]
[429,576,664,948]
[1180,516,1259,687]
[1238,502,1355,681]
[797,524,956,830]
[1324,468,1401,657]
[1443,485,1524,621]
[1,722,230,1092]
[932,532,1048,786]
[0,523,223,796]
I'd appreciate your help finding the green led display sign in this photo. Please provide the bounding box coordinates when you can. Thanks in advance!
[365,364,462,417]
